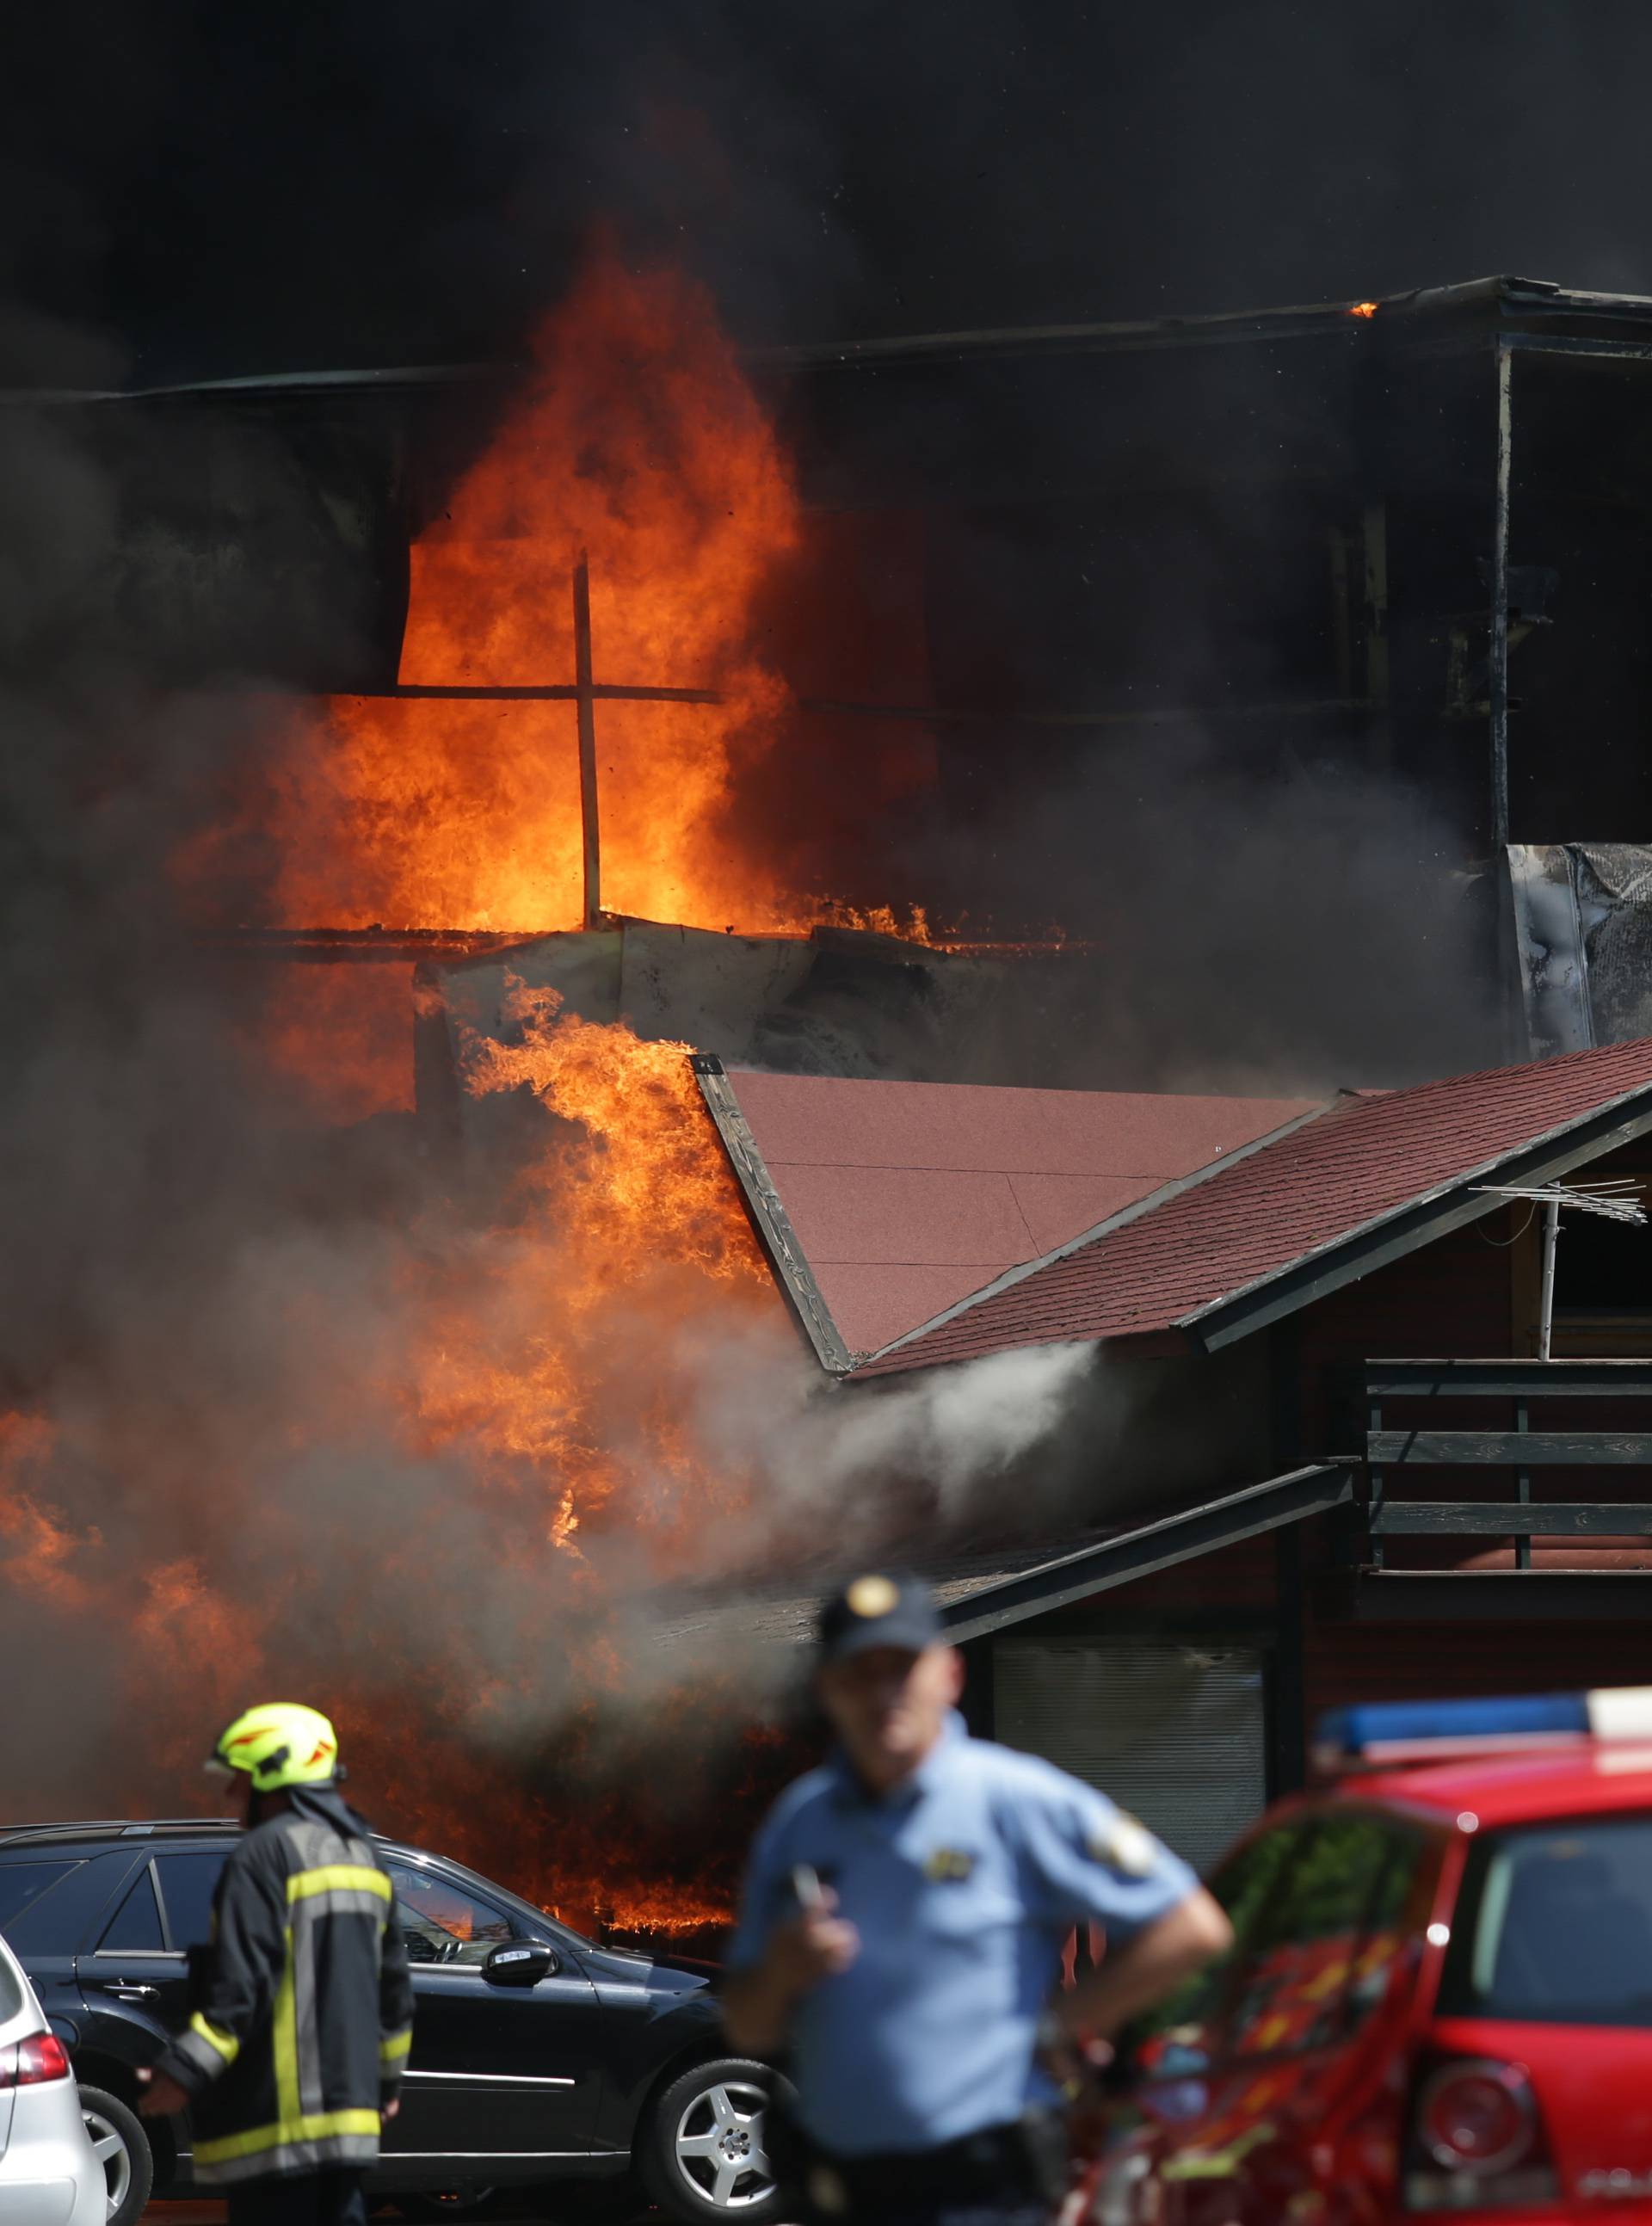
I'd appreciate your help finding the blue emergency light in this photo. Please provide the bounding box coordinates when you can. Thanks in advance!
[1314,1686,1652,1771]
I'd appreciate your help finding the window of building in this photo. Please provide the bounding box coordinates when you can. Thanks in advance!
[1544,1175,1652,1355]
[994,1639,1267,1875]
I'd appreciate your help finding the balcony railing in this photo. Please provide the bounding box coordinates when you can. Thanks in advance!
[1364,1358,1652,1571]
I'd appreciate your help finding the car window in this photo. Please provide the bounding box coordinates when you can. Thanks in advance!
[0,1945,25,2025]
[99,1865,165,1953]
[154,1853,227,1951]
[1227,1810,1418,2059]
[1119,1816,1309,2076]
[0,1862,77,1935]
[387,1865,518,1967]
[1439,1814,1652,2028]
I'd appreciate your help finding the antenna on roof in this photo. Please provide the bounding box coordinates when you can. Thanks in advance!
[1470,1179,1648,1360]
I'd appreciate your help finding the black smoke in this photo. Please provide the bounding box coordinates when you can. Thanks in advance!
[4,1,1652,381]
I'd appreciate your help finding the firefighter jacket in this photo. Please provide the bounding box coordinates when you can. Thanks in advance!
[154,1798,416,2186]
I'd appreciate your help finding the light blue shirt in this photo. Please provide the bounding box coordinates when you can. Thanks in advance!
[728,1714,1197,2156]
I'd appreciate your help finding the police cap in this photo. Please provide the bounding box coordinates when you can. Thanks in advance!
[817,1572,942,1664]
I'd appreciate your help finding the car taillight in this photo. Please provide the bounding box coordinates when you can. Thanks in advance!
[1404,2056,1558,2211]
[0,2033,71,2087]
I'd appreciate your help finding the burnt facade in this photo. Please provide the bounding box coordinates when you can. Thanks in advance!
[32,274,1652,1077]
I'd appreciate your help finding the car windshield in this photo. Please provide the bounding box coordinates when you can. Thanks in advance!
[1439,1812,1652,2027]
[1119,1806,1424,2075]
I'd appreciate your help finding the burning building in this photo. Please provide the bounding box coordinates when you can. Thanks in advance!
[9,260,1652,1918]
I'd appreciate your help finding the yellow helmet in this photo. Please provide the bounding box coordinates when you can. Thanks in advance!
[208,1704,340,1792]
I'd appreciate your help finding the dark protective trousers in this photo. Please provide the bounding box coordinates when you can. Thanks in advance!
[225,2167,370,2226]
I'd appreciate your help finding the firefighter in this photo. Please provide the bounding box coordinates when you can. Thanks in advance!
[137,1702,415,2226]
[723,1575,1233,2226]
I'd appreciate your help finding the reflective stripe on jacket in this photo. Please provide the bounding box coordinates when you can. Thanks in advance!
[156,1810,416,2186]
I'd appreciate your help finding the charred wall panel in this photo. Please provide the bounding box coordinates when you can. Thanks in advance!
[1507,349,1652,841]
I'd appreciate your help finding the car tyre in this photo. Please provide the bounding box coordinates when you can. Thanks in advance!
[640,2057,785,2224]
[78,2084,153,2226]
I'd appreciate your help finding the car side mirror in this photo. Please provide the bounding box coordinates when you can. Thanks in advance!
[482,1940,557,1988]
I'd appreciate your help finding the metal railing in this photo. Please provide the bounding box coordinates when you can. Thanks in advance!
[1364,1358,1652,1571]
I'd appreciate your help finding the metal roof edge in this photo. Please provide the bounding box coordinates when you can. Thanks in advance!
[692,1054,854,1375]
[939,1462,1355,1643]
[26,276,1652,405]
[744,278,1612,371]
[848,1095,1338,1377]
[0,362,502,406]
[1183,1066,1652,1352]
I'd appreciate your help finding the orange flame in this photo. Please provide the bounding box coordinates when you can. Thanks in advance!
[15,254,969,1931]
[191,250,817,937]
[1348,300,1379,320]
[0,984,795,1927]
[414,981,773,1551]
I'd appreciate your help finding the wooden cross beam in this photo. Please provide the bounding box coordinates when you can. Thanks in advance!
[382,556,725,929]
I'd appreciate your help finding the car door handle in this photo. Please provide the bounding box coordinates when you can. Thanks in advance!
[101,1982,160,2001]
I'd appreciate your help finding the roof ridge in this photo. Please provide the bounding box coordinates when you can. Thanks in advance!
[853,1035,1652,1376]
[855,1095,1336,1367]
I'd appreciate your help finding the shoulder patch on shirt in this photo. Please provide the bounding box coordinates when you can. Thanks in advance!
[1090,1813,1157,1877]
[922,1846,977,1883]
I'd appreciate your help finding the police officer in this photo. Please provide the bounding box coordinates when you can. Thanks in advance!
[137,1703,415,2226]
[724,1575,1232,2224]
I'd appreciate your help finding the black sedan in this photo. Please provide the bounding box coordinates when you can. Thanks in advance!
[0,1818,780,2226]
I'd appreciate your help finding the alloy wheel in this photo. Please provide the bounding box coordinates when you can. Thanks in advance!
[673,2076,774,2211]
[82,2101,133,2222]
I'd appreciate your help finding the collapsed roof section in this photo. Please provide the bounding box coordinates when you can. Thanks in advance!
[700,1037,1652,1378]
[414,914,1105,1139]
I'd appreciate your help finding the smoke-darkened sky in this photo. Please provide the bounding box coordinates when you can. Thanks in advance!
[6,0,1652,382]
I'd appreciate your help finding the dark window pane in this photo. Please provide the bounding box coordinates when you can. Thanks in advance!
[1228,1812,1407,2058]
[100,1866,164,1953]
[1121,1821,1306,2076]
[1439,1816,1652,2027]
[0,1861,77,1935]
[1555,1206,1652,1314]
[387,1865,515,1967]
[154,1853,227,1951]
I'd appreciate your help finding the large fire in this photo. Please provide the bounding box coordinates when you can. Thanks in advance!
[3,252,952,1933]
[182,250,924,938]
[0,984,792,1930]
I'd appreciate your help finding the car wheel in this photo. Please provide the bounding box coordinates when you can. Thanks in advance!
[640,2057,784,2224]
[78,2085,153,2226]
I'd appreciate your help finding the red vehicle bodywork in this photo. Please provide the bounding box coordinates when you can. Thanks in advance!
[1093,1741,1652,2226]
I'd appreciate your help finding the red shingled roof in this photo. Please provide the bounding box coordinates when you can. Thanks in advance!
[847,1037,1652,1376]
[716,1069,1320,1357]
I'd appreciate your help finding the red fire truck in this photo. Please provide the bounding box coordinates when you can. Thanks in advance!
[1085,1690,1652,2226]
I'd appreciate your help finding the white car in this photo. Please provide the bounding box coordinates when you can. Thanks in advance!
[0,1926,106,2226]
